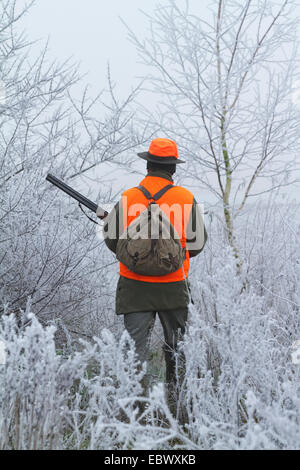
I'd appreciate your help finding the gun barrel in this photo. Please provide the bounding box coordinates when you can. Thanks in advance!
[46,174,107,218]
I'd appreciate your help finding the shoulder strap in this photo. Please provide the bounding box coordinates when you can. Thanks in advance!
[136,184,175,202]
[153,184,175,201]
[136,185,152,200]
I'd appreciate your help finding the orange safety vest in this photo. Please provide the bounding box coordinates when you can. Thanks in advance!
[119,175,194,283]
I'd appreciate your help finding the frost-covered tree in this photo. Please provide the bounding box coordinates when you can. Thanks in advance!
[0,0,145,338]
[127,0,300,263]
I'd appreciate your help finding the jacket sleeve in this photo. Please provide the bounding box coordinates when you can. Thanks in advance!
[103,200,122,254]
[186,197,207,258]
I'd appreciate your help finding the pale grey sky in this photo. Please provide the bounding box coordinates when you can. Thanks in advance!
[22,0,210,98]
[22,0,146,97]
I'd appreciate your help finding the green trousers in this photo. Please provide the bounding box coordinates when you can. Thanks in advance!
[124,307,188,415]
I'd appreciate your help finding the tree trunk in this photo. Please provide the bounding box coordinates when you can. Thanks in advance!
[221,116,242,272]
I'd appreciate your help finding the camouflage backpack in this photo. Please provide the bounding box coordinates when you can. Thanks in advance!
[116,185,186,276]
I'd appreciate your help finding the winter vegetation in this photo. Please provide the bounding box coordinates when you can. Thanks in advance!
[1,0,300,450]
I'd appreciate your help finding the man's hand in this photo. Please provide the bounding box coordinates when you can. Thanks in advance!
[96,206,109,220]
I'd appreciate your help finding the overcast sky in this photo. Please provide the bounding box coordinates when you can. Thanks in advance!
[22,0,211,99]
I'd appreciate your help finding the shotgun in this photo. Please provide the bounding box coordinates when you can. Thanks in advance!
[46,173,108,220]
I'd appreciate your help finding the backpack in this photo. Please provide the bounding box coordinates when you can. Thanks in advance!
[116,184,186,276]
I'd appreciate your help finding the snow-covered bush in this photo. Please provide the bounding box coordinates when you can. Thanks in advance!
[181,200,300,449]
[0,307,189,450]
[1,198,300,450]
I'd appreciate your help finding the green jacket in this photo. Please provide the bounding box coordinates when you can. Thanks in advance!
[104,170,207,314]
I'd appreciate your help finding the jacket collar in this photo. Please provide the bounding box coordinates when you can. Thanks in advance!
[146,170,174,183]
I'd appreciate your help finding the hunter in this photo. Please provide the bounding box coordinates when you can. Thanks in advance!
[101,138,207,414]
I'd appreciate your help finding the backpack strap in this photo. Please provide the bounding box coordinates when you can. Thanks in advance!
[153,184,175,201]
[136,184,175,202]
[136,185,152,200]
